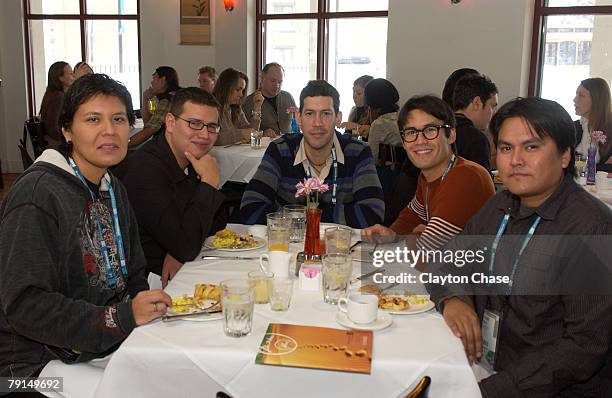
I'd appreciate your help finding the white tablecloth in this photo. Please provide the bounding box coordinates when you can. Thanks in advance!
[210,143,268,186]
[584,185,612,209]
[93,226,480,398]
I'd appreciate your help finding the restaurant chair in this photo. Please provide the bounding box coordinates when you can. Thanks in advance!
[404,375,431,398]
[18,136,33,170]
[23,117,47,158]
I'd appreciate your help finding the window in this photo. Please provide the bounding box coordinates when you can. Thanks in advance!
[529,1,612,118]
[545,42,558,65]
[257,1,388,119]
[24,0,141,115]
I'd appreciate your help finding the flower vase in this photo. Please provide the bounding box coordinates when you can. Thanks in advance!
[304,208,323,260]
[586,145,597,185]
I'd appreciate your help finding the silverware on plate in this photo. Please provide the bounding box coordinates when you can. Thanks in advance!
[350,268,385,284]
[200,255,258,260]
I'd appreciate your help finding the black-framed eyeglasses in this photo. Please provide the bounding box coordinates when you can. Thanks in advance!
[173,114,220,134]
[400,124,450,143]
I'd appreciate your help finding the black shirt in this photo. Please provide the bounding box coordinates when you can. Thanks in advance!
[454,113,492,174]
[116,135,228,275]
[428,174,612,397]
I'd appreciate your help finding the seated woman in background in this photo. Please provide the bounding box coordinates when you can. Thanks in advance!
[0,74,171,390]
[73,61,94,80]
[130,66,180,148]
[365,78,402,165]
[574,77,612,172]
[39,61,74,149]
[213,68,262,146]
[339,75,373,139]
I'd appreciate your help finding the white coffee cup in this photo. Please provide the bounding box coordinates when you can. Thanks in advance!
[260,251,291,279]
[337,293,379,324]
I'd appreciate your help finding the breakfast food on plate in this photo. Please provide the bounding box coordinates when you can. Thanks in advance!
[170,294,196,313]
[210,229,259,249]
[194,283,221,302]
[358,284,382,296]
[378,295,410,311]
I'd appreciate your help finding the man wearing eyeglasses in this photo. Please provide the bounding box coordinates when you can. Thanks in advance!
[117,87,227,287]
[362,95,494,252]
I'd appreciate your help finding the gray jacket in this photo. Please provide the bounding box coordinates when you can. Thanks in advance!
[0,150,148,379]
[243,90,296,134]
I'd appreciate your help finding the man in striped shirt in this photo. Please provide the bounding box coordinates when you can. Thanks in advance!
[362,95,494,251]
[239,80,384,228]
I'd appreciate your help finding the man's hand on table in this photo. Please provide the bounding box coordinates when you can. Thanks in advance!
[132,290,172,325]
[442,297,482,365]
[162,253,184,288]
[361,224,397,243]
[186,152,220,188]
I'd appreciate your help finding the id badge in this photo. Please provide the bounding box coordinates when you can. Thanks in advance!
[481,309,500,371]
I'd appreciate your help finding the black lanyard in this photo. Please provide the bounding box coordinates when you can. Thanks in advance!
[306,146,338,205]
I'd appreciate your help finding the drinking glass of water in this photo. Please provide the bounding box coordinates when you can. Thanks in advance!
[282,204,306,243]
[221,279,255,337]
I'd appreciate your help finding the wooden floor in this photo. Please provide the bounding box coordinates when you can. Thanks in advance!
[0,174,20,203]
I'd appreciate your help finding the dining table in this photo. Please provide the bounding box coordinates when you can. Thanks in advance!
[86,224,481,398]
[210,141,269,187]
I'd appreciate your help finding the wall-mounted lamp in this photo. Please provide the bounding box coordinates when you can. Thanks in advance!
[451,0,462,4]
[224,0,235,12]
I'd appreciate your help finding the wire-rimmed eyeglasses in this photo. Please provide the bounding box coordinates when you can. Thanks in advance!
[400,124,450,143]
[173,114,220,134]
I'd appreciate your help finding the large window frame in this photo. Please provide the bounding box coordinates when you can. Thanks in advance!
[255,0,388,84]
[23,0,141,116]
[528,1,612,96]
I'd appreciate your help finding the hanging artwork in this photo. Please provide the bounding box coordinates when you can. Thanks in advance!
[180,0,211,45]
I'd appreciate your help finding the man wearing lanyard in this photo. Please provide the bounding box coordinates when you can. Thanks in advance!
[428,97,612,397]
[362,95,495,253]
[239,80,384,228]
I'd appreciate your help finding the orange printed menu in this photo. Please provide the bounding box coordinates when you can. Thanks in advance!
[255,323,373,374]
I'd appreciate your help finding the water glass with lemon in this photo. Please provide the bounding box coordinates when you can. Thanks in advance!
[321,253,353,305]
[220,279,255,337]
[324,226,352,255]
[248,270,273,304]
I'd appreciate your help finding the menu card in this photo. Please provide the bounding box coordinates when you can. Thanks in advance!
[255,323,373,374]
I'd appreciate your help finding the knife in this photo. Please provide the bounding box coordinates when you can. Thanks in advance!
[350,268,385,284]
[380,282,400,293]
[162,309,221,322]
[200,255,258,260]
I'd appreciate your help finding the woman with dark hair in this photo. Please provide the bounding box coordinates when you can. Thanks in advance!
[39,61,75,148]
[339,75,373,138]
[73,61,94,80]
[442,67,479,107]
[0,74,171,391]
[213,67,262,146]
[130,66,180,148]
[365,78,402,165]
[573,77,612,172]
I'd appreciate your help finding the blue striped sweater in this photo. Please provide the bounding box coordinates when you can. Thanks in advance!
[238,132,384,228]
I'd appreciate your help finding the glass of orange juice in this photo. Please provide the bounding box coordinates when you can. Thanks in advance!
[266,212,290,252]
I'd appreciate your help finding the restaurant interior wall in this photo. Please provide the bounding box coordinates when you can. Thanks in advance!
[140,0,217,97]
[0,0,28,174]
[0,0,537,174]
[387,0,533,106]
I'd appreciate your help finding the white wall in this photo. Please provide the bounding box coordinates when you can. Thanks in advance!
[140,0,217,92]
[0,0,28,173]
[0,0,537,174]
[387,0,533,106]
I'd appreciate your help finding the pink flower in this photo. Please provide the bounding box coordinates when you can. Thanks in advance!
[295,178,313,198]
[591,130,607,145]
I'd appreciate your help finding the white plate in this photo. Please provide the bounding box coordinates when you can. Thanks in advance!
[380,295,435,315]
[173,312,223,322]
[336,311,392,331]
[203,235,266,251]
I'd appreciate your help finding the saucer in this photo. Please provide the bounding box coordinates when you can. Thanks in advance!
[335,311,392,331]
